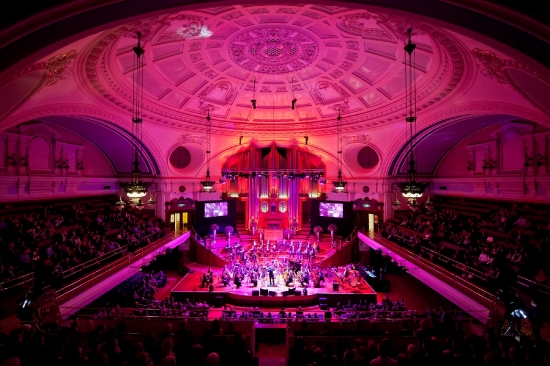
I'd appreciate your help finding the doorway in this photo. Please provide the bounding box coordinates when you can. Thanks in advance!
[368,214,378,233]
[172,212,188,231]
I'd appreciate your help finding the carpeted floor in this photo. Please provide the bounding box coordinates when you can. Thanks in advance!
[257,342,286,360]
[377,271,459,312]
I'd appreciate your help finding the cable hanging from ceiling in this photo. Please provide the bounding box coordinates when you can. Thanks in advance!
[398,28,428,211]
[200,109,216,192]
[332,108,347,193]
[117,31,153,211]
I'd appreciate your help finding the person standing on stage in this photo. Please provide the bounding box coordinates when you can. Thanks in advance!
[268,262,275,285]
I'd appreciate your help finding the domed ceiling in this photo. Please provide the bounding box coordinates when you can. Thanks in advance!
[78,4,464,136]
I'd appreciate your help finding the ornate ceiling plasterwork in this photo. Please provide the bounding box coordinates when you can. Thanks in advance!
[67,4,476,137]
[228,26,320,74]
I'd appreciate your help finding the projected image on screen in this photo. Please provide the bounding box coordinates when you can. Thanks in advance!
[204,202,228,218]
[319,202,344,218]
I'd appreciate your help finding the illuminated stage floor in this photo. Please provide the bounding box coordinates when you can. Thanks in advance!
[171,263,377,307]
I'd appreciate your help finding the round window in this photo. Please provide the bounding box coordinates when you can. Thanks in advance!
[169,146,191,169]
[357,146,380,169]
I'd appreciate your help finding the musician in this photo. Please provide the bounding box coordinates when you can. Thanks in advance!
[308,247,315,262]
[234,269,243,288]
[312,242,319,254]
[289,242,295,258]
[249,270,258,287]
[300,268,310,287]
[285,270,294,287]
[201,267,213,288]
[268,262,275,286]
[222,272,231,287]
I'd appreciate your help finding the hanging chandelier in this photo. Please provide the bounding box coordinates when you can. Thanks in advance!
[332,109,347,193]
[200,110,216,192]
[119,32,152,209]
[391,193,402,210]
[398,29,428,203]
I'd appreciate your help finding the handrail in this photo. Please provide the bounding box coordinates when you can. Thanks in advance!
[373,233,496,306]
[59,306,486,322]
[53,233,175,303]
[419,247,488,282]
[381,229,489,282]
[0,272,35,292]
[344,226,361,242]
[517,275,550,293]
[60,232,160,280]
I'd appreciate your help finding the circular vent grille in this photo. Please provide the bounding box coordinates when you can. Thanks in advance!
[169,146,191,169]
[357,146,380,169]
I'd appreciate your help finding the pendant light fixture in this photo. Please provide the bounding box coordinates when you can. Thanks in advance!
[119,31,152,209]
[398,28,428,204]
[332,109,347,193]
[250,76,257,109]
[200,109,215,192]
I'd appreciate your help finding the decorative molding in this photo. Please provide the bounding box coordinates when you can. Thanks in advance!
[342,133,371,145]
[472,48,508,84]
[227,26,320,75]
[178,134,207,145]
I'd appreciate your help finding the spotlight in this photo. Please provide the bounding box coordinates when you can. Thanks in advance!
[292,98,297,110]
[251,99,257,109]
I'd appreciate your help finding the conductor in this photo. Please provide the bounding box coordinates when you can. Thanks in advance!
[268,263,275,286]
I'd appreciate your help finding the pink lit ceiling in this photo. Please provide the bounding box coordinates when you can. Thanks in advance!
[76,5,457,135]
[2,2,550,178]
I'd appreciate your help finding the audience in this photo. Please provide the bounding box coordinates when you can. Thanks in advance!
[0,201,165,290]
[381,201,550,295]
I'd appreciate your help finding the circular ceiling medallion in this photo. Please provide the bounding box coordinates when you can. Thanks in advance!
[179,186,186,193]
[228,26,320,74]
[357,146,380,169]
[169,146,191,169]
[363,186,370,193]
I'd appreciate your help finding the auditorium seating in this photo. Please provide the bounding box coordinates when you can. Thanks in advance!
[0,195,166,296]
[382,195,550,300]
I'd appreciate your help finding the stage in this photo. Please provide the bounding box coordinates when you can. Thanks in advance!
[170,263,377,307]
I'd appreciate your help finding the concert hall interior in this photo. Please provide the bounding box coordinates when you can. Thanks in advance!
[1,1,550,365]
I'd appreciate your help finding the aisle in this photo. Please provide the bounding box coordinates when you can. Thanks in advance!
[153,270,183,301]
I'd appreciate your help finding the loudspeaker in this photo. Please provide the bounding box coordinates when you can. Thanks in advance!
[252,290,260,296]
[214,296,223,308]
[282,290,289,297]
[268,291,276,297]
[288,288,295,295]
[324,311,332,319]
[294,291,301,296]
[333,282,339,291]
[260,288,268,296]
[209,285,214,292]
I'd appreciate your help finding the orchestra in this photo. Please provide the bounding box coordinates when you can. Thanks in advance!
[202,238,366,292]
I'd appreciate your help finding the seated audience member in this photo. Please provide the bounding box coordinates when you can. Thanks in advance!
[396,321,414,336]
[370,342,398,366]
[294,320,315,336]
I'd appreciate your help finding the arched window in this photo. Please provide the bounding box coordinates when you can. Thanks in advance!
[279,201,287,213]
[261,201,269,213]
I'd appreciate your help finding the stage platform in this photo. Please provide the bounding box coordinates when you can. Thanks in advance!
[171,263,377,307]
